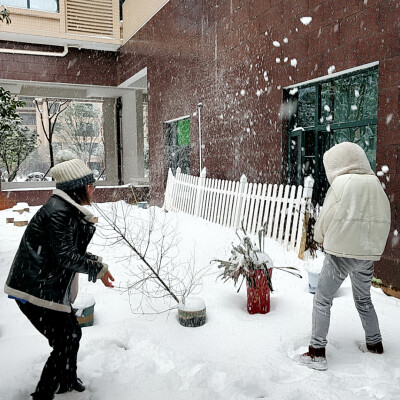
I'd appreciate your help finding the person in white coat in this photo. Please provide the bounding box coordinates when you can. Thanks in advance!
[297,142,391,371]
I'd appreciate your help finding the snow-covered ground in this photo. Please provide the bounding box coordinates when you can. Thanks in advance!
[1,202,400,400]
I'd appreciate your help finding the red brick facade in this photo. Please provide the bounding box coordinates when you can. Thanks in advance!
[0,184,149,210]
[1,0,400,288]
[0,42,118,86]
[118,0,400,288]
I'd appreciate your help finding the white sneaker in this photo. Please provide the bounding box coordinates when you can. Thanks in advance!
[295,346,328,371]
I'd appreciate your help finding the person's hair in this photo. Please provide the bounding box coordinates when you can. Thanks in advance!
[64,185,91,205]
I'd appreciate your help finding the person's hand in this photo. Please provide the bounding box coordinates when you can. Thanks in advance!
[101,270,115,288]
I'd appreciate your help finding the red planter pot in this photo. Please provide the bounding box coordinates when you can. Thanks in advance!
[246,269,272,314]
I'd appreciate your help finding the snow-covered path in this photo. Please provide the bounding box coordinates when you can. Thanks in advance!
[1,203,399,400]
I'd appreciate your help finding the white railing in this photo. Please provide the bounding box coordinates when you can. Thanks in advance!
[164,168,314,255]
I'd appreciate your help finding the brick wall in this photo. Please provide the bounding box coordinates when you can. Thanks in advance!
[0,183,149,210]
[118,0,400,288]
[0,42,118,86]
[1,0,399,289]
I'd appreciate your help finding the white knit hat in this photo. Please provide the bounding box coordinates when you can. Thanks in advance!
[50,150,95,191]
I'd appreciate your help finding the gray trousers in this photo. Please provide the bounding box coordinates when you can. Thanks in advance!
[310,253,382,348]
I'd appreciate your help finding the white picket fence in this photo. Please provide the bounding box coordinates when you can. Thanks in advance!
[164,168,314,255]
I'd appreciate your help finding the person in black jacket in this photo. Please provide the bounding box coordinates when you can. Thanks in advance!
[4,155,114,400]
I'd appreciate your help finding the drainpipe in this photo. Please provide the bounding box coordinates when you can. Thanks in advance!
[197,102,203,171]
[0,44,80,57]
[116,97,123,185]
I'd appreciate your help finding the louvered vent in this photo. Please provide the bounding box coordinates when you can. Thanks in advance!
[66,0,114,38]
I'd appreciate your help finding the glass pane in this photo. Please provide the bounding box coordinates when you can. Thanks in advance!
[333,125,377,171]
[19,112,36,126]
[321,70,378,125]
[321,81,335,124]
[3,0,27,7]
[18,97,35,108]
[30,0,58,12]
[166,123,177,146]
[296,86,315,128]
[165,119,191,175]
[288,135,301,185]
[304,130,315,157]
[358,72,378,120]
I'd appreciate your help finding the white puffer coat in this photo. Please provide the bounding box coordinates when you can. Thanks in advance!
[314,142,391,261]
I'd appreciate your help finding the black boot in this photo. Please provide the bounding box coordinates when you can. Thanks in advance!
[31,392,54,400]
[359,341,384,354]
[366,341,384,354]
[57,378,85,394]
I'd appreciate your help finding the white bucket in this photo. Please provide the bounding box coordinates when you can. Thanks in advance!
[308,272,320,294]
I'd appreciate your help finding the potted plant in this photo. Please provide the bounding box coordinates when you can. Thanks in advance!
[214,226,302,314]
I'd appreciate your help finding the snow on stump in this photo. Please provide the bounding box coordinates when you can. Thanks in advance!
[13,202,29,214]
[13,213,28,227]
[72,293,96,327]
[246,269,272,314]
[178,297,206,327]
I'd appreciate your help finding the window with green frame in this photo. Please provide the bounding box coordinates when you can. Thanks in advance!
[165,117,190,175]
[284,66,378,203]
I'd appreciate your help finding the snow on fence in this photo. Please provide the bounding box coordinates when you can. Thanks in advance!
[164,167,314,256]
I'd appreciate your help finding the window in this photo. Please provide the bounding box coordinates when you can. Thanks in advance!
[19,112,36,126]
[3,0,59,12]
[79,122,97,137]
[165,117,190,175]
[284,66,378,203]
[14,99,105,182]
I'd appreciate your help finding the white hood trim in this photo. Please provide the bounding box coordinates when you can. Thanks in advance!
[53,189,94,222]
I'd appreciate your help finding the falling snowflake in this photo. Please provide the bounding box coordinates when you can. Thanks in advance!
[351,105,358,110]
[381,165,389,173]
[276,58,281,63]
[300,16,312,25]
[240,90,246,96]
[273,41,281,47]
[328,65,336,74]
[283,37,288,43]
[324,105,330,112]
[290,58,298,67]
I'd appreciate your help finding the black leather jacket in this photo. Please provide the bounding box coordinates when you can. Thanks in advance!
[4,193,104,312]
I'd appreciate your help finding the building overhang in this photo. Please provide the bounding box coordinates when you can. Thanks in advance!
[0,32,121,52]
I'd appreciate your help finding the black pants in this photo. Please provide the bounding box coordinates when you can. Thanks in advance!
[17,301,82,399]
